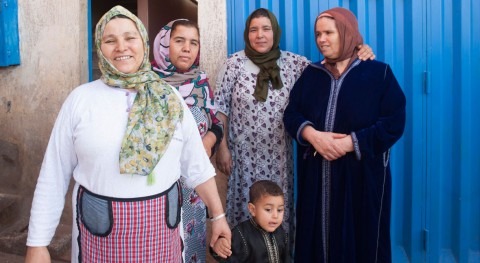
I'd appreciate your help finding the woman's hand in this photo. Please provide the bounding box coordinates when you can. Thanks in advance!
[335,135,354,153]
[211,225,232,259]
[301,126,348,161]
[357,44,376,61]
[216,143,232,175]
[25,246,51,263]
[195,178,232,258]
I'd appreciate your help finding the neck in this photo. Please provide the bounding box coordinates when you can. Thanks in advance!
[334,58,351,76]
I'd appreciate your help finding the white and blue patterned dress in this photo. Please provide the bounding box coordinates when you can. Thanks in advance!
[215,50,310,237]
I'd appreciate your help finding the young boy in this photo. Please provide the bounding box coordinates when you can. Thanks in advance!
[212,180,290,262]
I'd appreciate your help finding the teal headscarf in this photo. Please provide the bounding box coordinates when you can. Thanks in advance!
[95,5,183,184]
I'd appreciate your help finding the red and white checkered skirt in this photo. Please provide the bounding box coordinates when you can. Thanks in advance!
[76,183,183,262]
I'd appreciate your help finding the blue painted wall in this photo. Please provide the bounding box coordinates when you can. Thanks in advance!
[0,0,20,66]
[226,0,480,262]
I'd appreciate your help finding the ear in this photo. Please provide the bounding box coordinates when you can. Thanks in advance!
[248,202,256,217]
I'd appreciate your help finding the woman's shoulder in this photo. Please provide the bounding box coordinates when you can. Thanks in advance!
[226,50,248,62]
[357,59,394,76]
[66,79,104,99]
[359,59,389,69]
[280,50,310,63]
[68,80,130,104]
[73,79,107,92]
[280,50,306,59]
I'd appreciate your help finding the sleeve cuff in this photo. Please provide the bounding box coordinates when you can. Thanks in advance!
[297,121,314,146]
[351,132,361,160]
[208,124,223,156]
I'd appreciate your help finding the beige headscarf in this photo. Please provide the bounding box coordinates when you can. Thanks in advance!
[316,7,363,79]
[95,6,183,184]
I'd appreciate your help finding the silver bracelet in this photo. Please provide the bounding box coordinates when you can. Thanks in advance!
[209,213,226,222]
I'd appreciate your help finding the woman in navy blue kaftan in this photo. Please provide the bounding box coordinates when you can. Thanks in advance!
[283,7,406,263]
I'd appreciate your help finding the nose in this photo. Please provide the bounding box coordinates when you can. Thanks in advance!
[272,210,278,218]
[116,40,127,52]
[319,34,326,42]
[182,43,191,52]
[256,29,264,39]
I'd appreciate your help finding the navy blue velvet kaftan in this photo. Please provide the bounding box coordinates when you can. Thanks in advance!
[283,59,406,263]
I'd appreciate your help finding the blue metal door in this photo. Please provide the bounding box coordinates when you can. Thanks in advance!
[226,1,480,262]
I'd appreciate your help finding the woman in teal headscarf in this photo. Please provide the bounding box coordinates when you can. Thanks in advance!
[25,6,230,262]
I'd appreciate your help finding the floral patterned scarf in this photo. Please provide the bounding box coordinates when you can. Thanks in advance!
[152,19,219,137]
[95,6,183,184]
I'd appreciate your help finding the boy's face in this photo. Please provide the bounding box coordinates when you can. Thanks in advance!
[248,195,285,232]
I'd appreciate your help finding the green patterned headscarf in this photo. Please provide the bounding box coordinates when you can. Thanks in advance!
[95,5,183,184]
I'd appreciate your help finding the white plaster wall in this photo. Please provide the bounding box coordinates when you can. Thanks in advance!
[198,0,227,90]
[0,0,88,196]
[197,3,228,262]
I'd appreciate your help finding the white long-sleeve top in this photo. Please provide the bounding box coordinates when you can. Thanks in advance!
[27,80,215,246]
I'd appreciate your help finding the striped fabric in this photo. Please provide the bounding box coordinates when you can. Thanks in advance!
[77,188,182,262]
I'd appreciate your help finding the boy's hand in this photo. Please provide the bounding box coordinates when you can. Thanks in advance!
[212,236,232,259]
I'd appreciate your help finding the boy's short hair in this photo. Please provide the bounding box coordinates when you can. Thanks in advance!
[249,180,284,204]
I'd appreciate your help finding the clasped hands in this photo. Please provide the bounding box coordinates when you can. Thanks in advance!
[302,126,354,161]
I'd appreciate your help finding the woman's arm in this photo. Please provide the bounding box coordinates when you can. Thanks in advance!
[203,84,224,157]
[195,178,232,248]
[202,131,217,157]
[25,246,51,263]
[26,91,78,259]
[352,65,406,159]
[215,112,232,175]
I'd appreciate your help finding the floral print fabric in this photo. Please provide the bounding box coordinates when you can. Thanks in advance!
[95,6,183,183]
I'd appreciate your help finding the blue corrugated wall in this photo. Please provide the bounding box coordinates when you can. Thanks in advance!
[226,0,480,262]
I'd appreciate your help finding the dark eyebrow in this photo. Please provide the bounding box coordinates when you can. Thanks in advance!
[172,36,186,40]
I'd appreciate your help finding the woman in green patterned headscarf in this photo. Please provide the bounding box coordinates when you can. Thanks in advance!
[95,5,184,184]
[25,6,231,262]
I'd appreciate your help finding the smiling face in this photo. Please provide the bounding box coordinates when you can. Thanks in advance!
[100,17,144,74]
[248,16,274,54]
[315,16,341,60]
[168,25,200,71]
[248,194,285,232]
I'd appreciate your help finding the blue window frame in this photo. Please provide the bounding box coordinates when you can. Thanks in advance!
[0,0,20,66]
